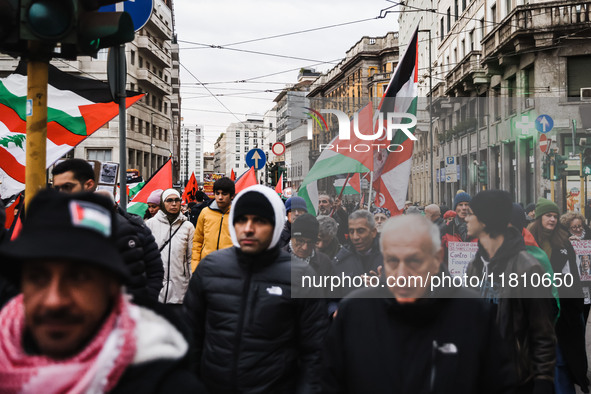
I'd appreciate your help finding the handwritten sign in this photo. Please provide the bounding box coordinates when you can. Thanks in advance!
[448,242,479,277]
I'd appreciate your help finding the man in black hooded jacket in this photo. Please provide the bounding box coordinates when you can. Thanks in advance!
[466,190,557,394]
[183,185,328,394]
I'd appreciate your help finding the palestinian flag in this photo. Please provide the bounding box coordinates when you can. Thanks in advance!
[127,158,173,217]
[274,173,283,195]
[0,62,143,198]
[298,102,377,215]
[372,28,418,215]
[334,173,361,195]
[235,166,257,194]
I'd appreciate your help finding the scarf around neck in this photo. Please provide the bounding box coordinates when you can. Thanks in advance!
[0,293,137,394]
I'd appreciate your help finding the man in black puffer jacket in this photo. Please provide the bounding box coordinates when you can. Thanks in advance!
[52,159,164,301]
[184,185,328,394]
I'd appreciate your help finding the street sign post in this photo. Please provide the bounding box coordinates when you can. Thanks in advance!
[100,0,153,31]
[535,115,554,134]
[246,148,266,170]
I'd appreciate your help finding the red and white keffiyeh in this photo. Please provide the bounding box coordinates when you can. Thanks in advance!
[0,293,137,394]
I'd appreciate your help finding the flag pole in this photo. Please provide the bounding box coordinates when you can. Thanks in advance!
[331,173,351,217]
[368,171,374,211]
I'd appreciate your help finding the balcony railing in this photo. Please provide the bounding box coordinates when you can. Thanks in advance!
[136,36,170,68]
[445,51,485,94]
[482,1,591,59]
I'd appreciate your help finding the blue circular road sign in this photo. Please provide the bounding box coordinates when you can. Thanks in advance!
[100,0,153,32]
[245,149,266,170]
[535,114,554,134]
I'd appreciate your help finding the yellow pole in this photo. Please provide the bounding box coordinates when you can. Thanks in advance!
[550,155,555,203]
[24,44,49,209]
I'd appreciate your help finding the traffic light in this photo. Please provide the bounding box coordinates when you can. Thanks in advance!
[76,0,134,57]
[554,154,568,180]
[477,161,487,185]
[0,0,24,56]
[18,0,134,59]
[542,156,550,179]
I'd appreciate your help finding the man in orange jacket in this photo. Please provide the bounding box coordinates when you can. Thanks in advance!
[191,177,235,271]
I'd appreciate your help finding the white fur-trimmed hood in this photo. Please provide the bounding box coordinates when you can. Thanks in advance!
[228,185,286,250]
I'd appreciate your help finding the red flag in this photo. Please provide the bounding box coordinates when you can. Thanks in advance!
[128,159,173,217]
[230,169,236,182]
[182,172,198,203]
[4,193,21,229]
[274,173,283,195]
[235,166,257,194]
[348,173,361,193]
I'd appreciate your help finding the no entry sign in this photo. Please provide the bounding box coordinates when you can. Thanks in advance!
[539,134,549,153]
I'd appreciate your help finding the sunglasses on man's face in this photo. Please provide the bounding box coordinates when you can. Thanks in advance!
[165,198,182,204]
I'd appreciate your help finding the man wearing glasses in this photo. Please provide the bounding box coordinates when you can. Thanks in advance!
[51,159,164,302]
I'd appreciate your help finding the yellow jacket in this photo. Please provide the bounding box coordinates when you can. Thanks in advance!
[191,201,233,271]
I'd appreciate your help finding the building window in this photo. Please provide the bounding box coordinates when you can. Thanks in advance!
[507,76,516,115]
[236,131,240,138]
[236,146,240,152]
[447,8,451,33]
[462,0,466,11]
[235,163,239,168]
[440,18,444,38]
[493,87,501,120]
[130,50,135,65]
[454,0,458,21]
[244,146,249,153]
[567,55,591,100]
[469,30,474,51]
[236,154,240,161]
[491,3,496,24]
[87,148,112,162]
[524,67,535,98]
[506,0,512,16]
[139,56,143,68]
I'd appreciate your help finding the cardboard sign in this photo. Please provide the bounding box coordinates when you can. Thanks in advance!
[448,241,479,277]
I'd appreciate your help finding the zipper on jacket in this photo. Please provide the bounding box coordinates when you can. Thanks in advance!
[430,340,438,393]
[216,214,224,250]
[248,285,259,326]
[163,223,173,303]
[232,264,252,390]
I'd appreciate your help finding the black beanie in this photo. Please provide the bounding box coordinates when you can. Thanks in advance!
[291,213,319,240]
[233,191,275,225]
[469,190,512,235]
[510,202,527,232]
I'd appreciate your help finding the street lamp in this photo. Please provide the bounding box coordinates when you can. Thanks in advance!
[419,28,434,203]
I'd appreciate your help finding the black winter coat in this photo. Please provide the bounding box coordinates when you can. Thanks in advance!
[547,240,589,391]
[331,238,383,297]
[278,221,291,248]
[466,228,556,390]
[183,246,329,394]
[321,285,516,394]
[116,207,164,301]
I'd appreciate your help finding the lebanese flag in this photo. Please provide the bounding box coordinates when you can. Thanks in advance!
[127,159,173,217]
[0,62,143,199]
[182,172,198,203]
[274,173,283,195]
[372,28,418,216]
[235,166,257,194]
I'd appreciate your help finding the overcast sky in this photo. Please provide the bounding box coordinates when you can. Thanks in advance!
[174,0,401,151]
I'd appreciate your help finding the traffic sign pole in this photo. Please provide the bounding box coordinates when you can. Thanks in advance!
[24,42,49,209]
[551,156,555,203]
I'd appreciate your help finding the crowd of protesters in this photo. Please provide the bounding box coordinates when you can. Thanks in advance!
[1,158,591,393]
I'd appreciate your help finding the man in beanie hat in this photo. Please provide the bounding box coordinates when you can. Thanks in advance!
[0,190,204,393]
[441,191,477,267]
[284,213,332,280]
[184,185,328,393]
[51,158,163,301]
[191,177,235,271]
[466,190,557,394]
[278,196,308,247]
[525,203,536,222]
[146,188,195,305]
